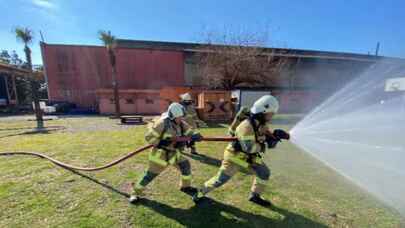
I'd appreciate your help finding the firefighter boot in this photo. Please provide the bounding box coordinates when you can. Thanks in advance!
[248,192,272,207]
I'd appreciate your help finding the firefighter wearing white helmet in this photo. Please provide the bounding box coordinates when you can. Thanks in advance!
[193,95,289,207]
[129,102,202,203]
[251,95,279,115]
[179,93,206,154]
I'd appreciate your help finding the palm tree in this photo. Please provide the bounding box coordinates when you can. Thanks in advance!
[98,30,121,118]
[15,27,44,129]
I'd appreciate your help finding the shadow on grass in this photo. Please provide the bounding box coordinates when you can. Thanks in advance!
[205,122,229,128]
[182,152,251,175]
[0,126,65,139]
[0,127,38,131]
[65,168,326,227]
[182,152,222,167]
[117,122,147,126]
[66,168,130,197]
[138,197,327,228]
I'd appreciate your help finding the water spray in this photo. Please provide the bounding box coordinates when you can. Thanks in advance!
[290,60,405,216]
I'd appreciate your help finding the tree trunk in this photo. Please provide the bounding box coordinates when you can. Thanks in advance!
[109,49,120,118]
[112,67,120,118]
[25,45,44,129]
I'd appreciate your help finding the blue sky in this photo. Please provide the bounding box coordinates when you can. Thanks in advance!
[1,0,404,64]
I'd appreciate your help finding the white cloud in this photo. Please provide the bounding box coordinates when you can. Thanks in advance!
[31,0,56,10]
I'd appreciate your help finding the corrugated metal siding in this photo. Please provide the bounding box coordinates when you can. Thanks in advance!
[42,43,185,109]
[115,49,184,89]
[42,44,111,108]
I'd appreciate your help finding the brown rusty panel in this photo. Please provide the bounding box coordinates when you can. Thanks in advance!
[198,91,232,122]
[42,44,111,108]
[159,87,190,112]
[159,86,204,112]
[42,44,185,109]
[96,89,161,115]
[98,98,116,114]
[115,49,185,90]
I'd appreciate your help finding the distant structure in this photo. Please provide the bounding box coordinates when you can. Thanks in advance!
[40,39,395,114]
[0,62,30,107]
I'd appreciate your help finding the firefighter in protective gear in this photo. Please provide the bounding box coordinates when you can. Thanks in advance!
[179,93,206,154]
[129,103,202,203]
[193,95,289,207]
[228,106,250,136]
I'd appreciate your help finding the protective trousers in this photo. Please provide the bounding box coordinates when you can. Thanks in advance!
[202,157,270,195]
[132,152,192,196]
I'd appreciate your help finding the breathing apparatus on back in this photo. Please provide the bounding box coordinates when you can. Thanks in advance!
[231,95,289,151]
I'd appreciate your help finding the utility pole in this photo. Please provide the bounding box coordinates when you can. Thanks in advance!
[39,30,45,42]
[375,42,380,56]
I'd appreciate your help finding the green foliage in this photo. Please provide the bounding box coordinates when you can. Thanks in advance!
[15,27,33,45]
[98,30,115,48]
[15,76,32,104]
[1,50,24,66]
[0,50,11,63]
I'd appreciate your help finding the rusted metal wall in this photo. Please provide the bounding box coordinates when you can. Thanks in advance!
[41,43,111,109]
[159,86,204,112]
[97,89,161,115]
[114,48,185,89]
[42,43,185,109]
[42,41,369,115]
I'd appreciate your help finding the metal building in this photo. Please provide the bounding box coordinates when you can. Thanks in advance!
[41,39,394,114]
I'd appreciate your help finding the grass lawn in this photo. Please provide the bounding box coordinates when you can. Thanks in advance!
[0,116,403,227]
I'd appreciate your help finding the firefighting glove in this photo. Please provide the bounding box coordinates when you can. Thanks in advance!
[157,138,172,148]
[190,133,203,142]
[273,129,290,140]
[174,141,187,148]
[265,135,279,148]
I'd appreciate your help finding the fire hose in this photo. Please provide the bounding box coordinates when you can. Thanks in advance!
[0,137,237,172]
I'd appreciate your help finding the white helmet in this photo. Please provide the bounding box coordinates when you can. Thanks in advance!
[250,95,279,114]
[167,102,185,119]
[180,93,192,101]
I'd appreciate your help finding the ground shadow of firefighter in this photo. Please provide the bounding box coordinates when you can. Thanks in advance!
[182,152,222,167]
[67,169,327,228]
[182,153,251,175]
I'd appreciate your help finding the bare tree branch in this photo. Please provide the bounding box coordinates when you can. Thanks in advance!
[196,28,286,90]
